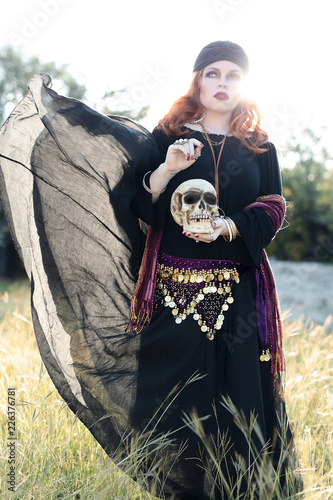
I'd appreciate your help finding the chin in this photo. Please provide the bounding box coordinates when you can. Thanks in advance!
[210,104,234,115]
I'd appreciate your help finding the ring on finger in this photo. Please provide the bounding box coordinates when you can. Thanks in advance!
[210,233,214,241]
[174,138,189,145]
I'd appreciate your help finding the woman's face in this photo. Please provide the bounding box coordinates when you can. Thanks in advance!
[199,60,244,116]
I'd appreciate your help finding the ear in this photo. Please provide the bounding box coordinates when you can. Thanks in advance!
[170,191,183,225]
[174,192,183,211]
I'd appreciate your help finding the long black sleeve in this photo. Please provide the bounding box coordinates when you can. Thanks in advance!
[229,142,282,267]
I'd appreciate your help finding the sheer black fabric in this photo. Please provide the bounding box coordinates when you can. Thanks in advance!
[0,72,156,457]
[0,74,298,499]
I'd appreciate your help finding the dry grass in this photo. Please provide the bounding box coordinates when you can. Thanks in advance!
[0,280,332,499]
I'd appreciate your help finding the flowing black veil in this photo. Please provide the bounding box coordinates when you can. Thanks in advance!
[0,72,163,468]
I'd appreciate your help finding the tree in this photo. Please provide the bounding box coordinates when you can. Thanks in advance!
[101,88,149,122]
[268,128,333,263]
[0,46,87,277]
[0,46,86,124]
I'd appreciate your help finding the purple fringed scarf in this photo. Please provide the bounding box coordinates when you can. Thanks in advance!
[126,226,163,334]
[244,195,286,391]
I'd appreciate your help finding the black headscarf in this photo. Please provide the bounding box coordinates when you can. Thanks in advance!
[193,40,249,73]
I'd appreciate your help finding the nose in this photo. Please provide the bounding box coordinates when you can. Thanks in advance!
[218,76,228,88]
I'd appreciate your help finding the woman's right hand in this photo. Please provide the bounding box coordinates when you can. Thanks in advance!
[148,138,204,202]
[164,138,204,174]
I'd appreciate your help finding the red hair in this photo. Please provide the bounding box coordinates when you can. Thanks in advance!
[157,69,268,154]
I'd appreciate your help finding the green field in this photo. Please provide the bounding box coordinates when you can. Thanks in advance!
[1,280,332,499]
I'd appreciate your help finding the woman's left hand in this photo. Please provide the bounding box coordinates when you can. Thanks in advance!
[182,217,228,243]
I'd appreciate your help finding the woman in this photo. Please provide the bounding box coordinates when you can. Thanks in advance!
[127,41,295,498]
[0,41,298,499]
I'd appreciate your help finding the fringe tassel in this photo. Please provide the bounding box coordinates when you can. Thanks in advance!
[126,227,163,334]
[246,195,287,395]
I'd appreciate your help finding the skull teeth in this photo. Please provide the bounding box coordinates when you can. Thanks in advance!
[189,213,212,221]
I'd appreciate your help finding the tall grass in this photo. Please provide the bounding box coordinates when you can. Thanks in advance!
[0,280,332,499]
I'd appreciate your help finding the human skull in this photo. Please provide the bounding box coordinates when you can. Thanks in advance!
[170,179,219,234]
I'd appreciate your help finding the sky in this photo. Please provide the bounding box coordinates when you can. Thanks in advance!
[1,0,332,156]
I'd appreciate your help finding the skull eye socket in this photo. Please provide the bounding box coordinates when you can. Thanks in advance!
[183,193,201,205]
[204,193,217,205]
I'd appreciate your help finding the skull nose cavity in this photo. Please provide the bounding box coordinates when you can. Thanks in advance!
[198,200,205,210]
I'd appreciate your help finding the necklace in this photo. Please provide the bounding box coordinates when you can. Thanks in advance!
[200,122,230,146]
[201,122,229,204]
[201,133,225,146]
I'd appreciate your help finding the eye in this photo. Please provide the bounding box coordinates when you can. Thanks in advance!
[228,72,241,80]
[183,193,201,204]
[203,193,217,205]
[204,70,218,78]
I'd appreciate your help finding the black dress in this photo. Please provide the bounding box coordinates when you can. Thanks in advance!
[130,127,291,498]
[0,74,295,500]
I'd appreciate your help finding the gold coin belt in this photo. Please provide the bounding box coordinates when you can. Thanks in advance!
[154,262,240,340]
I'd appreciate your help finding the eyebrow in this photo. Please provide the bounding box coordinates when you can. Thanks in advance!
[205,67,241,74]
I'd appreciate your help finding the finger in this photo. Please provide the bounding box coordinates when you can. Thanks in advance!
[186,140,193,160]
[182,230,195,239]
[185,142,193,161]
[192,232,216,243]
[189,138,204,148]
[212,218,224,229]
[190,139,204,160]
[170,144,190,160]
[183,230,208,241]
[176,143,193,162]
[194,145,203,158]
